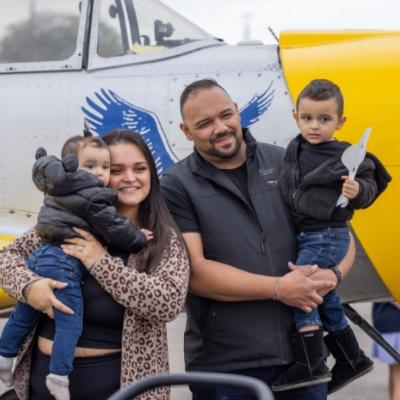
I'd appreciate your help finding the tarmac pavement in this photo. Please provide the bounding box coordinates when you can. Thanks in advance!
[0,303,389,399]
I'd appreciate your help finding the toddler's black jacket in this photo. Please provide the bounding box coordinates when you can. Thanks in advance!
[32,148,146,253]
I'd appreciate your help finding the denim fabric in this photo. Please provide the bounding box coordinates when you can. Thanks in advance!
[191,366,327,400]
[0,245,86,375]
[293,227,349,332]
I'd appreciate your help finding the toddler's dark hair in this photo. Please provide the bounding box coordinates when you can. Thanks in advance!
[297,79,344,116]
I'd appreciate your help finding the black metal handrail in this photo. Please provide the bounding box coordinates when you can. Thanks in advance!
[108,372,275,400]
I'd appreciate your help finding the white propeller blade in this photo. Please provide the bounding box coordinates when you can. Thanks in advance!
[336,127,372,208]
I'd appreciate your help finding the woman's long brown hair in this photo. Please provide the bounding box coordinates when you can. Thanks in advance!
[103,129,180,273]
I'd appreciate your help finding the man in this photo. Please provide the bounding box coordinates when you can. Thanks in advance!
[161,79,354,400]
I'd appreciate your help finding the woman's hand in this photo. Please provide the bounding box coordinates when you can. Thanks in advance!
[61,228,106,270]
[25,278,74,318]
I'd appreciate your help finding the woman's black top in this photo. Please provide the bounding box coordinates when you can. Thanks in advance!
[38,250,128,348]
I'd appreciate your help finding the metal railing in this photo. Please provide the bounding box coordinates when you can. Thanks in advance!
[108,372,275,400]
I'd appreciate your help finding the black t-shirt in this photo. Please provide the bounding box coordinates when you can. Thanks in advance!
[220,162,252,206]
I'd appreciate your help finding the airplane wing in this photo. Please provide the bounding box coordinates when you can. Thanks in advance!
[239,81,275,128]
[82,89,177,175]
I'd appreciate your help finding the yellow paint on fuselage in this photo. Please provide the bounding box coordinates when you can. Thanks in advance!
[280,30,400,300]
[0,234,17,308]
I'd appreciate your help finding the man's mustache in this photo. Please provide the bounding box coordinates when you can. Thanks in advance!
[210,131,235,144]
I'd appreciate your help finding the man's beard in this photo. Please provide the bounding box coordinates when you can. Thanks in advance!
[207,131,242,160]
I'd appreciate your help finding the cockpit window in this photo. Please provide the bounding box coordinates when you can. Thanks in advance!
[98,0,212,57]
[0,0,81,64]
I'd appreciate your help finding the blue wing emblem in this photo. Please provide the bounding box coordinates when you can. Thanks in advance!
[239,81,274,128]
[82,89,177,175]
[82,82,274,172]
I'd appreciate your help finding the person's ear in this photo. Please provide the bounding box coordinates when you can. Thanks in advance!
[293,112,301,128]
[180,122,193,141]
[336,115,347,130]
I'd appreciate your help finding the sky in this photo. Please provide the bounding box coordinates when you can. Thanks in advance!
[162,0,400,44]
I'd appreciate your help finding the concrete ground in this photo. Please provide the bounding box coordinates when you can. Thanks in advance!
[0,303,390,399]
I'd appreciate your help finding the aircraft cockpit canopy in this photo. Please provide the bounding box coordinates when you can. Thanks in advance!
[0,0,218,73]
[98,0,214,57]
[0,0,82,64]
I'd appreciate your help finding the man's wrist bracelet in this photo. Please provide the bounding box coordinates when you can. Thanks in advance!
[331,266,342,286]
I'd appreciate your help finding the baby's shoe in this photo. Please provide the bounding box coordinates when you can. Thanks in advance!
[325,326,373,394]
[46,373,70,400]
[0,356,13,387]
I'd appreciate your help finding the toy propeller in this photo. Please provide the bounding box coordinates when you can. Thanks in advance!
[336,127,372,208]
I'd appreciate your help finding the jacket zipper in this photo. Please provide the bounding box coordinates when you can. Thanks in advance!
[246,163,266,254]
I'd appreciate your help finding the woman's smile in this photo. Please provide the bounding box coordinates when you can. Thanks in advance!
[108,143,151,220]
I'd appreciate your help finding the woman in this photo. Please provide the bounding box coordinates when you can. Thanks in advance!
[0,129,189,400]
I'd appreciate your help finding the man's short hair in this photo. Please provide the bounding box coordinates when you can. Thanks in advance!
[296,79,344,116]
[180,79,228,117]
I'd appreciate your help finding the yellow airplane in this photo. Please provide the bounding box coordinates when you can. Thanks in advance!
[279,30,399,304]
[0,0,398,329]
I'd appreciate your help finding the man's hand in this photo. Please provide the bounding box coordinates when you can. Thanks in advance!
[308,266,339,296]
[278,263,336,312]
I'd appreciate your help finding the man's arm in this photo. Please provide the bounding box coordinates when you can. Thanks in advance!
[184,232,336,313]
[338,232,356,279]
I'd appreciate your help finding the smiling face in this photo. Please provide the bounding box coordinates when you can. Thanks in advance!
[180,86,245,168]
[294,97,346,144]
[108,143,151,222]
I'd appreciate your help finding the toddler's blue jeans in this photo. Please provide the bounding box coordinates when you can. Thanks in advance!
[294,227,349,333]
[0,245,86,376]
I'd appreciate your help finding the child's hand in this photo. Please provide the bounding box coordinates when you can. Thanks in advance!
[140,228,154,242]
[341,176,360,199]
